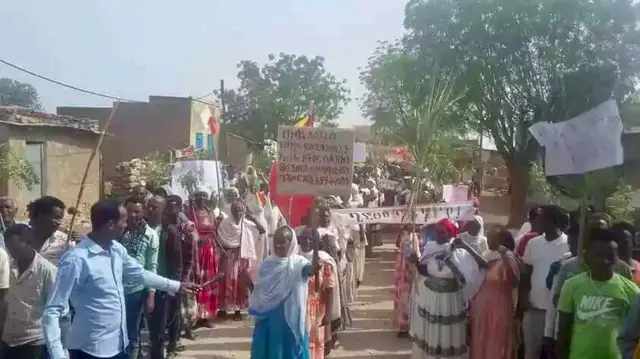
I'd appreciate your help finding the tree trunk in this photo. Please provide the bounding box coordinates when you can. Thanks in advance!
[507,160,531,228]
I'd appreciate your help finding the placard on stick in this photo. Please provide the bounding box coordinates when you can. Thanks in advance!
[277,126,354,196]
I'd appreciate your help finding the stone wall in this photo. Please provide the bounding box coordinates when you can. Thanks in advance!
[111,158,147,200]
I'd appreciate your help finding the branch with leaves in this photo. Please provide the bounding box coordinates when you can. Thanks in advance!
[0,143,40,191]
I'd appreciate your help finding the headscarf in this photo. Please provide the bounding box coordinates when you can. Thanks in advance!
[460,215,488,254]
[194,185,210,196]
[420,218,485,302]
[437,218,459,239]
[217,215,257,259]
[350,183,363,207]
[221,187,239,217]
[249,226,310,353]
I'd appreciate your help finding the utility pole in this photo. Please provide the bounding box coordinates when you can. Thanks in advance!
[220,79,225,122]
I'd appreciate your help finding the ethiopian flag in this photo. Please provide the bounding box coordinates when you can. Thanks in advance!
[294,105,315,127]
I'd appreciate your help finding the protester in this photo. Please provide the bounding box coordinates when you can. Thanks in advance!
[393,227,417,337]
[147,195,194,358]
[249,225,320,359]
[546,223,633,353]
[263,183,287,253]
[316,206,352,350]
[410,218,487,359]
[516,206,542,256]
[344,186,363,302]
[460,215,488,254]
[521,205,569,359]
[299,227,336,359]
[43,199,199,359]
[120,196,160,359]
[469,226,521,359]
[131,184,149,205]
[0,196,18,248]
[611,221,640,285]
[28,196,70,266]
[0,223,52,359]
[217,201,265,320]
[168,195,199,343]
[516,207,540,242]
[185,186,221,327]
[220,187,240,218]
[557,228,638,359]
[542,223,579,352]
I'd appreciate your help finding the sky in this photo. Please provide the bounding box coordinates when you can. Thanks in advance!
[0,0,406,128]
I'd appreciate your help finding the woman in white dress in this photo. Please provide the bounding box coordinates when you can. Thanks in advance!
[410,218,487,359]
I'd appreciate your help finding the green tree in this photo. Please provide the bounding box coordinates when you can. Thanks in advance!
[218,53,351,143]
[359,41,469,143]
[403,0,640,226]
[0,78,43,110]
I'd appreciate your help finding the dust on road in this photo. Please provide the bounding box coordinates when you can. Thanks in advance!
[177,243,411,358]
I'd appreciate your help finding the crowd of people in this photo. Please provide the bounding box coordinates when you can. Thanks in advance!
[2,162,640,359]
[394,203,640,359]
[0,164,390,359]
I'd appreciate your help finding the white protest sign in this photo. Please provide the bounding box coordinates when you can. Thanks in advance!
[442,184,469,203]
[277,126,355,196]
[529,99,624,176]
[331,202,475,225]
[378,178,403,191]
[170,160,224,201]
[353,142,367,162]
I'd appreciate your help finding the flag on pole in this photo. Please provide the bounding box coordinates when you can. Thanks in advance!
[208,114,220,136]
[294,103,315,127]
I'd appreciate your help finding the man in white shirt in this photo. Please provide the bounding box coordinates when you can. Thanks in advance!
[0,231,9,329]
[0,223,56,359]
[522,204,570,359]
[28,196,71,267]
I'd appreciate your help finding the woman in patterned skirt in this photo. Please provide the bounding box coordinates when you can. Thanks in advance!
[185,186,221,327]
[298,228,336,359]
[394,227,417,337]
[410,218,486,359]
[217,201,265,320]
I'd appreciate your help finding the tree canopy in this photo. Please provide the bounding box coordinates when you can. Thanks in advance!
[362,0,640,224]
[0,78,43,110]
[218,53,350,143]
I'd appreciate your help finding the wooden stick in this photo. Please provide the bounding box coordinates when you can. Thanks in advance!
[66,102,120,242]
[309,198,320,292]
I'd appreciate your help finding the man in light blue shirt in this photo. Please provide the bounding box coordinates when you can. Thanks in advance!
[43,199,198,359]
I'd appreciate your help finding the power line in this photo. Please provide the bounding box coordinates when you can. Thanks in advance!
[0,58,220,107]
[194,89,216,100]
[0,58,139,102]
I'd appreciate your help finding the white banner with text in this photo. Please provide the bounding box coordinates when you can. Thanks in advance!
[331,202,476,226]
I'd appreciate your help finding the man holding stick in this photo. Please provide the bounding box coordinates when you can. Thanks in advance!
[43,199,200,359]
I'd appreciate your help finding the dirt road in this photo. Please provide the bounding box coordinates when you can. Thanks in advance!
[177,242,411,358]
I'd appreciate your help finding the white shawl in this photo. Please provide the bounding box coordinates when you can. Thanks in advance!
[217,216,257,260]
[419,240,485,302]
[249,226,310,351]
[299,247,341,320]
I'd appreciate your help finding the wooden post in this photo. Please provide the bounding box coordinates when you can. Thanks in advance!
[309,198,320,292]
[66,101,120,242]
[577,175,591,263]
